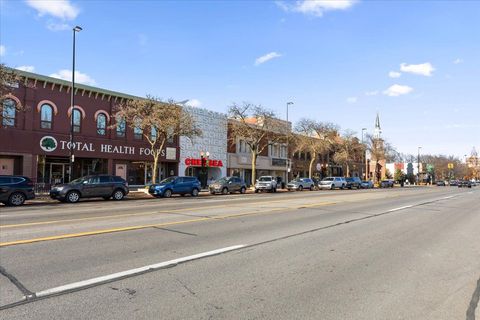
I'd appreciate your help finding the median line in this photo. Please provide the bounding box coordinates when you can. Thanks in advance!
[386,205,413,212]
[33,245,245,299]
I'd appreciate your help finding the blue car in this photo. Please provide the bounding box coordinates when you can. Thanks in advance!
[149,176,201,198]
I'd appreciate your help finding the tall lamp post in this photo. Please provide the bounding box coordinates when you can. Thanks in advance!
[361,128,367,179]
[417,146,422,185]
[200,151,210,188]
[286,102,294,185]
[68,25,82,182]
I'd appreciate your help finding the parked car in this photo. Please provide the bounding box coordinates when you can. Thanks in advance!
[209,176,247,195]
[458,180,472,188]
[449,180,459,186]
[345,177,362,189]
[254,176,277,193]
[318,177,347,190]
[380,179,394,188]
[287,178,315,191]
[149,176,201,198]
[436,180,446,186]
[0,175,35,206]
[50,175,129,203]
[360,180,374,189]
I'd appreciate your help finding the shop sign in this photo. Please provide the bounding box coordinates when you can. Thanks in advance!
[271,158,287,166]
[185,158,223,167]
[39,135,169,157]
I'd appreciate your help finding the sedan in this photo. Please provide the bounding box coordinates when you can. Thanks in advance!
[287,178,315,191]
[360,180,374,189]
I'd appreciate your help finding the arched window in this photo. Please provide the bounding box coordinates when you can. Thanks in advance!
[133,117,143,140]
[150,126,158,141]
[72,109,81,133]
[97,113,107,135]
[2,99,16,127]
[40,104,53,129]
[116,115,126,137]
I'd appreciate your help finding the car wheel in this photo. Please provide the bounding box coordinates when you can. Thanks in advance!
[340,184,345,190]
[112,189,125,201]
[331,184,335,190]
[163,189,172,198]
[310,185,314,191]
[240,187,246,194]
[209,191,215,195]
[254,189,259,193]
[273,187,277,193]
[222,187,229,195]
[8,192,26,206]
[191,188,199,197]
[298,185,303,191]
[66,191,80,203]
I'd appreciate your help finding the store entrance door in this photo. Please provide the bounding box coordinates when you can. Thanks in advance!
[50,163,65,184]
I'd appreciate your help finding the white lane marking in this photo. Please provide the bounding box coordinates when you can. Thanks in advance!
[34,245,245,298]
[387,205,413,212]
[442,195,455,199]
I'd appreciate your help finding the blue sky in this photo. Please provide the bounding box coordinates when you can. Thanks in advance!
[1,0,479,159]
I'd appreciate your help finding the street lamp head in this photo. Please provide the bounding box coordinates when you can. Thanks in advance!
[206,151,210,157]
[73,26,83,32]
[287,102,294,106]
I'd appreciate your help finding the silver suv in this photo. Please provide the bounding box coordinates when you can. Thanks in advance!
[255,176,277,193]
[318,177,347,190]
[287,178,315,191]
[209,176,247,195]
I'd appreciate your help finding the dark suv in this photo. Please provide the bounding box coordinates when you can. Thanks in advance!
[149,176,201,198]
[50,174,129,203]
[0,175,35,206]
[209,176,247,195]
[345,177,362,189]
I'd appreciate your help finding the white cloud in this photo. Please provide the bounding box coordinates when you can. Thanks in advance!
[365,90,379,96]
[400,62,435,76]
[26,0,79,20]
[383,84,413,97]
[49,69,96,85]
[453,58,463,64]
[0,45,5,56]
[185,99,202,108]
[16,66,35,72]
[346,97,357,103]
[46,21,70,31]
[254,52,282,66]
[276,0,357,17]
[388,71,401,78]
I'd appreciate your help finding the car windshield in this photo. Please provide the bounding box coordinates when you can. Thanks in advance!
[70,177,87,184]
[215,177,228,183]
[259,177,272,181]
[159,177,176,184]
[322,178,334,182]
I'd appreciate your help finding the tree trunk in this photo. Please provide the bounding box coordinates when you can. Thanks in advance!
[308,156,316,179]
[152,152,160,184]
[346,163,350,177]
[251,152,257,188]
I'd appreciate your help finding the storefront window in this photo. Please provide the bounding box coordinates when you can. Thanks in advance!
[2,99,16,127]
[97,113,107,135]
[40,104,53,129]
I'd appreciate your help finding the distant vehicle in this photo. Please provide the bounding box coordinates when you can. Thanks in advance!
[380,179,394,188]
[0,175,35,206]
[255,176,277,193]
[209,176,246,195]
[318,177,346,190]
[345,177,362,189]
[458,180,472,188]
[436,180,446,186]
[360,180,374,189]
[50,174,129,203]
[149,176,201,198]
[287,178,315,191]
[449,180,459,186]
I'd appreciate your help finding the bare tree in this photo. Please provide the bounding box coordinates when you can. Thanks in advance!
[333,130,363,177]
[365,133,397,183]
[294,119,339,178]
[114,97,201,183]
[0,64,22,113]
[228,103,286,185]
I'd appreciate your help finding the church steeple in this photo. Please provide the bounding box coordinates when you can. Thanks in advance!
[374,112,382,140]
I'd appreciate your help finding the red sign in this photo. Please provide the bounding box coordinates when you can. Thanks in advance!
[185,158,223,167]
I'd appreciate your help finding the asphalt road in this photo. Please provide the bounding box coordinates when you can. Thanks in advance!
[0,186,479,319]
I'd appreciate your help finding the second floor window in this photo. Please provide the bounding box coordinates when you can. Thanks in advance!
[2,99,16,127]
[97,113,107,135]
[40,104,53,129]
[150,126,157,141]
[116,116,126,137]
[238,139,248,153]
[134,118,143,140]
[72,109,81,133]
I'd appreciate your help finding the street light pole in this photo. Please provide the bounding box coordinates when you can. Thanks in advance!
[286,102,294,185]
[417,146,422,185]
[361,128,367,180]
[68,25,82,182]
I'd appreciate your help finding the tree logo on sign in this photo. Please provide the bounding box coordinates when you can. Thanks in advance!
[40,136,58,152]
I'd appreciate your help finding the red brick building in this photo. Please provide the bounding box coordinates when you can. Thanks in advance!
[0,70,179,186]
